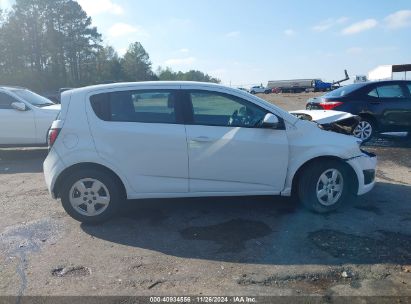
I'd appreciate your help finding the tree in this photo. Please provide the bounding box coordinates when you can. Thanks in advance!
[0,0,102,90]
[157,67,220,83]
[0,2,220,92]
[121,42,157,81]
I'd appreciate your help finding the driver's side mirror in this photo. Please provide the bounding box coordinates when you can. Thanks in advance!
[11,102,27,111]
[261,113,280,129]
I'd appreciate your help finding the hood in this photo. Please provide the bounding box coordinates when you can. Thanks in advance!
[290,110,360,135]
[41,104,61,111]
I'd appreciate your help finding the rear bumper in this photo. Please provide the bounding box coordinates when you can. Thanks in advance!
[346,153,377,196]
[43,148,65,199]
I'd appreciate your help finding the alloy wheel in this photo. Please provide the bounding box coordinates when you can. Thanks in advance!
[353,121,373,141]
[69,178,110,216]
[316,169,344,206]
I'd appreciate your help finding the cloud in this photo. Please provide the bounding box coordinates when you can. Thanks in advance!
[312,17,348,32]
[117,47,128,56]
[284,29,296,36]
[226,31,240,38]
[341,19,378,35]
[108,23,148,38]
[346,47,363,54]
[179,48,189,53]
[77,0,124,16]
[384,10,411,29]
[0,0,11,9]
[165,57,196,66]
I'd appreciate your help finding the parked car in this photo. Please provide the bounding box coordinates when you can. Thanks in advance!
[0,86,61,146]
[250,85,271,94]
[44,81,376,223]
[306,80,411,141]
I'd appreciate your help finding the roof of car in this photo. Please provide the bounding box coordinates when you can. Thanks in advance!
[66,81,225,95]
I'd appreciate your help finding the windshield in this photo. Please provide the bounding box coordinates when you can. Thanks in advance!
[324,83,365,98]
[10,89,55,107]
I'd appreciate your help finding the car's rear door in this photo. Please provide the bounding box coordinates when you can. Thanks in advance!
[182,88,289,194]
[0,91,36,145]
[87,87,189,195]
[367,83,410,132]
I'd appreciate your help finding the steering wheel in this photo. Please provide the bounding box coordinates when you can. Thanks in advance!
[228,106,255,127]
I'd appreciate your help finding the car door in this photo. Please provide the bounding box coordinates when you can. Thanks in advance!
[182,89,289,194]
[88,88,189,194]
[0,91,36,145]
[367,83,410,132]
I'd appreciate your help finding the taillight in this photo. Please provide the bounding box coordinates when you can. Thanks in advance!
[318,101,343,110]
[48,128,61,148]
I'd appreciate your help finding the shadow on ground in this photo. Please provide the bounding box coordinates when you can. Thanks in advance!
[81,182,411,266]
[363,134,411,149]
[0,148,47,174]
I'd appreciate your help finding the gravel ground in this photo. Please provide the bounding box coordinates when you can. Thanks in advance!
[0,92,410,299]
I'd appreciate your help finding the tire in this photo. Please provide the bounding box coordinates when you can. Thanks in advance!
[353,117,376,142]
[250,91,256,94]
[297,160,353,213]
[60,169,122,224]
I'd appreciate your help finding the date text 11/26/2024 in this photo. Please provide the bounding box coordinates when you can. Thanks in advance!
[149,296,257,303]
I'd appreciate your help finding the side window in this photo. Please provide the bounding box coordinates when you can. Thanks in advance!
[190,91,267,127]
[368,89,379,98]
[374,85,405,98]
[406,84,411,97]
[0,92,17,109]
[90,90,177,123]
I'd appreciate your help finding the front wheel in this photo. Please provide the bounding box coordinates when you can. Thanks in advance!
[353,118,376,142]
[298,160,353,213]
[60,169,122,224]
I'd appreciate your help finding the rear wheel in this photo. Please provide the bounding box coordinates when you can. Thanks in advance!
[60,169,122,224]
[298,160,353,213]
[353,118,376,142]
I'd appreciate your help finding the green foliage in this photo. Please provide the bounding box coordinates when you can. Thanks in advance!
[157,67,220,83]
[0,0,219,93]
[121,42,157,81]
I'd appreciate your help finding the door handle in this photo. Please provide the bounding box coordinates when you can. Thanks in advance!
[191,136,213,143]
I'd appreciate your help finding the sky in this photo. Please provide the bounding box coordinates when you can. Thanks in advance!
[1,0,411,86]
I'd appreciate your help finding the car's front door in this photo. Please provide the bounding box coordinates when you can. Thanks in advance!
[367,83,411,132]
[0,92,36,145]
[88,88,188,194]
[182,89,289,194]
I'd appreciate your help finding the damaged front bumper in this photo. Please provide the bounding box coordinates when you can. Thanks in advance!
[346,151,377,196]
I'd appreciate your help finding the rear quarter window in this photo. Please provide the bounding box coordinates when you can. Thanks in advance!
[368,84,405,99]
[90,90,177,124]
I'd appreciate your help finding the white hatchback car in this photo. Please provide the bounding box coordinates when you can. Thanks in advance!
[0,87,60,146]
[44,82,377,223]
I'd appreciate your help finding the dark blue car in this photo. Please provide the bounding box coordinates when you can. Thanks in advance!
[306,80,411,141]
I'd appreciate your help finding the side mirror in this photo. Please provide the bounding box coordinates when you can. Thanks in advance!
[11,102,27,111]
[261,113,280,128]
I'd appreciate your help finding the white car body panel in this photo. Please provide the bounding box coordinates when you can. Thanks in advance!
[0,88,60,145]
[0,108,36,144]
[43,81,376,201]
[186,125,288,193]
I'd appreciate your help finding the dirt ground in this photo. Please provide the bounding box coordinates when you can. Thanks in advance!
[1,92,411,300]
